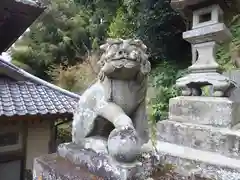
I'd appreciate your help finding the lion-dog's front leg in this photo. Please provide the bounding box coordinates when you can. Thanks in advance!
[97,102,134,129]
[131,101,149,145]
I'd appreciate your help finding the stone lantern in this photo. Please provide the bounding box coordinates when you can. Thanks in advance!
[171,0,240,97]
[153,1,240,179]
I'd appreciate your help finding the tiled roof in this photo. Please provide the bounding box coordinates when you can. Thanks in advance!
[0,58,80,117]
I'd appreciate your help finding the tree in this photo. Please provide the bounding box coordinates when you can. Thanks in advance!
[108,6,136,38]
[137,0,190,66]
[12,0,191,89]
[12,0,120,80]
[216,15,240,71]
[108,0,191,67]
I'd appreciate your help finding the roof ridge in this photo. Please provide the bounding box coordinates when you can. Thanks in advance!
[15,0,45,8]
[0,58,80,99]
[0,57,20,71]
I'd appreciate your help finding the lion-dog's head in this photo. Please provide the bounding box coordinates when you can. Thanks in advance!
[98,39,151,82]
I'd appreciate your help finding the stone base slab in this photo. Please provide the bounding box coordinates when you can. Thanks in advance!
[157,120,240,159]
[169,96,240,127]
[33,153,105,180]
[33,146,161,180]
[57,142,144,180]
[33,151,211,180]
[154,141,240,180]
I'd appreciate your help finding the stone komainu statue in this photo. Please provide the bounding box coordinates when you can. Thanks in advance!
[72,38,151,162]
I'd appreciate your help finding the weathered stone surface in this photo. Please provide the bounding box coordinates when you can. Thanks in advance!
[57,142,143,180]
[169,96,240,127]
[33,151,214,180]
[157,120,240,159]
[33,154,104,180]
[189,42,219,71]
[172,0,237,96]
[176,72,235,97]
[192,4,223,29]
[183,23,231,44]
[224,70,240,102]
[72,38,151,163]
[154,141,240,180]
[108,126,141,163]
[34,147,176,180]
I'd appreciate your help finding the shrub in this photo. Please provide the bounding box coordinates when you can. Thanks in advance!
[148,61,187,122]
[48,54,99,93]
[57,125,72,144]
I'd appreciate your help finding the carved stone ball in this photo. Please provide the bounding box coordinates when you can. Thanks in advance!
[107,126,141,163]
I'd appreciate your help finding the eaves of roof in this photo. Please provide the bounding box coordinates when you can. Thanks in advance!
[0,58,81,117]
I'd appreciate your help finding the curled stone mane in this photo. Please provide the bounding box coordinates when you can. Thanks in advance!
[97,38,151,82]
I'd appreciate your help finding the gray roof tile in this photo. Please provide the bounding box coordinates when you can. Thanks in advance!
[0,59,80,117]
[0,78,78,117]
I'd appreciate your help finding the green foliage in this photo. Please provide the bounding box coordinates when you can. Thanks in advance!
[151,86,179,119]
[12,0,119,80]
[57,126,72,144]
[124,0,190,65]
[217,15,240,71]
[49,58,98,92]
[108,6,136,38]
[11,59,35,74]
[148,61,187,121]
[148,114,157,146]
[92,37,99,50]
[12,0,190,81]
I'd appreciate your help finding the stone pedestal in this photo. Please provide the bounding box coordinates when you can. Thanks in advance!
[33,143,158,180]
[33,147,211,180]
[155,96,240,179]
[169,96,240,127]
[157,1,240,178]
